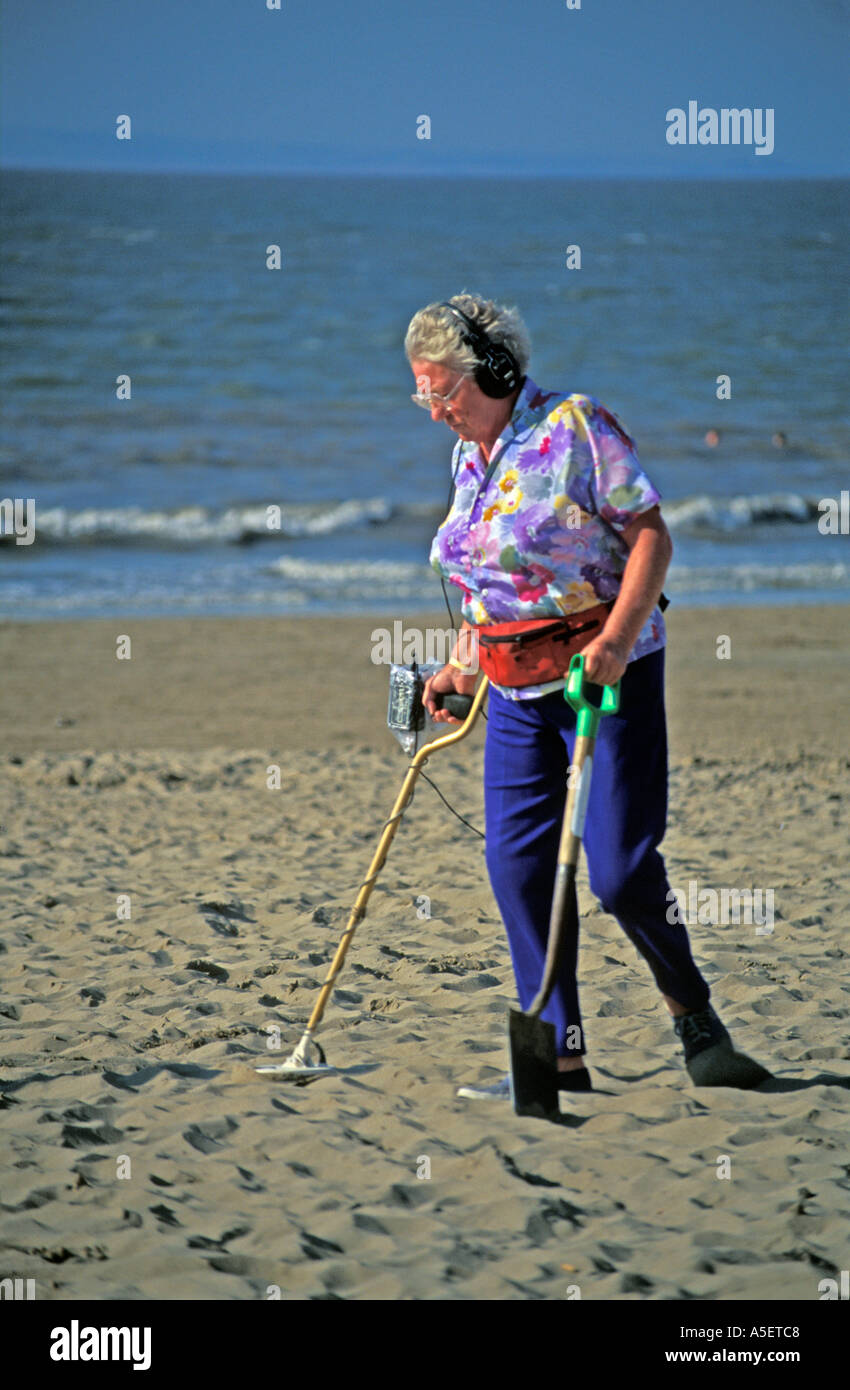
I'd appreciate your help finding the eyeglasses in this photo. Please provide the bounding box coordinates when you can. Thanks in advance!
[410,374,467,410]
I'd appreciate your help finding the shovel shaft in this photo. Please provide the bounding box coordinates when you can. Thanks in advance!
[527,657,621,1018]
[557,732,595,872]
[510,656,621,1119]
[527,731,595,1017]
[304,676,490,1036]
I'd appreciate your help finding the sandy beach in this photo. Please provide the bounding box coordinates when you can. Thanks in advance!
[1,604,848,1301]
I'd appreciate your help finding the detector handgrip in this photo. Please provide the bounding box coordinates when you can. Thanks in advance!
[433,691,474,720]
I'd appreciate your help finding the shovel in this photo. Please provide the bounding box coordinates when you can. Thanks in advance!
[508,653,620,1119]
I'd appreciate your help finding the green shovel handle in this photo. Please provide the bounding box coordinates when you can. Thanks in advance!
[565,653,620,737]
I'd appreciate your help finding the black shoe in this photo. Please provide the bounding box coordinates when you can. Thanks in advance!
[673,1005,771,1088]
[456,1065,593,1101]
[557,1065,592,1092]
[673,1004,731,1060]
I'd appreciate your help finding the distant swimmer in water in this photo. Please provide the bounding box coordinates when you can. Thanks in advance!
[704,429,720,448]
[771,431,788,448]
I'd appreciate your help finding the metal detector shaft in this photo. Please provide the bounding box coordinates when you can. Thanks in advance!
[295,677,490,1054]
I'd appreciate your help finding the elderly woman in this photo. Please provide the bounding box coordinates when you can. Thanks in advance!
[406,292,769,1100]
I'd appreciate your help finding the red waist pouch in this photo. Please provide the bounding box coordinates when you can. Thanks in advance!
[475,602,612,687]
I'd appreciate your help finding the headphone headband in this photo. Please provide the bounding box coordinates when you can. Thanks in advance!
[440,301,522,399]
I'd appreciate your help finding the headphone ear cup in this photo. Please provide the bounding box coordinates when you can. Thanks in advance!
[475,345,521,398]
[440,301,521,398]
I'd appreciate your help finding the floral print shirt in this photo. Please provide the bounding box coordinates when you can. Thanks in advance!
[429,375,666,700]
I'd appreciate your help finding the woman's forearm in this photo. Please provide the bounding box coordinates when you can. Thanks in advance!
[603,523,672,656]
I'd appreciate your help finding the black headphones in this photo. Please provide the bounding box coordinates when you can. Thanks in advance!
[440,302,522,399]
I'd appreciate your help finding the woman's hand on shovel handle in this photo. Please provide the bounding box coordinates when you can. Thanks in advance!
[581,633,630,687]
[423,665,478,724]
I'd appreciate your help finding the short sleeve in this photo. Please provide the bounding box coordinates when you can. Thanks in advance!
[583,402,661,533]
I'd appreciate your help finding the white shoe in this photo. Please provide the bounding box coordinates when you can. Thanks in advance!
[456,1074,512,1101]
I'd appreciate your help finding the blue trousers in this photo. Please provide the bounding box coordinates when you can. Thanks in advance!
[483,648,710,1057]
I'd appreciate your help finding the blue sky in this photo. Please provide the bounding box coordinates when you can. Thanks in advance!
[2,0,848,176]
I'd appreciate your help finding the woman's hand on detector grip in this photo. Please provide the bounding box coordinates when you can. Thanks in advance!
[423,665,478,723]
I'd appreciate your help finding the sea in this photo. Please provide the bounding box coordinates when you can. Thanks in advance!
[1,169,848,620]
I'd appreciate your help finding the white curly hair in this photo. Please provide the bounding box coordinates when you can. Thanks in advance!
[404,291,531,376]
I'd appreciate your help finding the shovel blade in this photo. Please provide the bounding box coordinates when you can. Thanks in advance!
[508,1008,559,1119]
